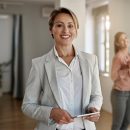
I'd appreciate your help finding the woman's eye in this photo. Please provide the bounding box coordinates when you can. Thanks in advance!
[68,24,74,28]
[56,24,62,27]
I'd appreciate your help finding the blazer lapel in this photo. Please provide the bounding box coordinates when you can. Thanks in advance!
[78,53,91,111]
[45,50,63,108]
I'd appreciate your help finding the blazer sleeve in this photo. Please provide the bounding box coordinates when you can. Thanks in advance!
[21,59,53,125]
[87,55,103,110]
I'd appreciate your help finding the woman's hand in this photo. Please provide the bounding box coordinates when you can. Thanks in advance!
[120,54,129,65]
[122,56,129,65]
[83,107,100,122]
[50,108,74,124]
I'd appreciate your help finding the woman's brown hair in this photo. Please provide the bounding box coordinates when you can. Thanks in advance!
[48,7,79,37]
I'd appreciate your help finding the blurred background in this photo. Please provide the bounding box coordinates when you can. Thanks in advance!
[0,0,130,130]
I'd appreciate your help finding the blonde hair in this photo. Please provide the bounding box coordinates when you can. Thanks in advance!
[114,32,126,53]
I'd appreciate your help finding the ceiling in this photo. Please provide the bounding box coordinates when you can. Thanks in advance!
[0,0,54,5]
[0,0,108,6]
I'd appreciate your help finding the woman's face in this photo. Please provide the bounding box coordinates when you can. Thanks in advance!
[118,34,129,49]
[51,13,77,47]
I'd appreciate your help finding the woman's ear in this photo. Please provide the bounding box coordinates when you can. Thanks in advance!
[50,32,54,38]
[49,30,54,38]
[51,34,54,38]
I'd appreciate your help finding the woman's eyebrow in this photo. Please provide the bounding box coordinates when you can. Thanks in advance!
[54,21,63,24]
[54,21,74,24]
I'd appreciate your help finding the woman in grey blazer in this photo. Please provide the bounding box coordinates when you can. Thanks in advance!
[22,7,103,130]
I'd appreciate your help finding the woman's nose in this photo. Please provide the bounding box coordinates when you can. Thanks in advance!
[63,26,69,33]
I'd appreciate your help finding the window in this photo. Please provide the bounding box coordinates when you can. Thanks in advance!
[93,5,110,75]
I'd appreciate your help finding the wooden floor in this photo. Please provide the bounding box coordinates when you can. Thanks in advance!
[0,93,127,130]
[96,109,112,130]
[0,94,36,130]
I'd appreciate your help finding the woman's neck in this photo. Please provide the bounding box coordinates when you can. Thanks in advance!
[55,45,75,57]
[121,48,128,54]
[118,48,129,56]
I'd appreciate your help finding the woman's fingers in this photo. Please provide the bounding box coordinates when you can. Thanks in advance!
[85,107,100,122]
[84,113,100,122]
[50,108,74,124]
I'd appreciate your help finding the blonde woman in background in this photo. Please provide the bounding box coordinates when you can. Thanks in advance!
[111,32,130,130]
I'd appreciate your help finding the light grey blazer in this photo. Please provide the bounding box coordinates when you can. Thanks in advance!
[22,48,103,130]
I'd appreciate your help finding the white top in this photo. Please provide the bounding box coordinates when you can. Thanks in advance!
[54,46,84,130]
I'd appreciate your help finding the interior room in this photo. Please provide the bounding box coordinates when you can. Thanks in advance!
[0,0,130,130]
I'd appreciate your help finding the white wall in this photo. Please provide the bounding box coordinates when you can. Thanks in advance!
[85,0,113,113]
[85,6,95,53]
[0,15,12,93]
[100,75,112,112]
